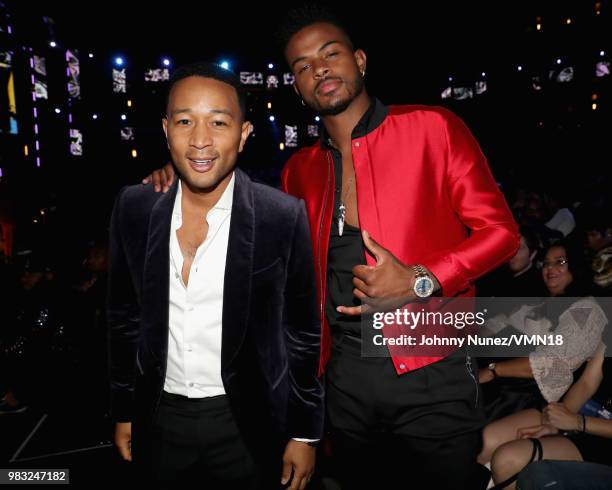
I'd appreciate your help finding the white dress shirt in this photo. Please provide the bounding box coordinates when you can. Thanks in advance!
[161,174,317,443]
[163,174,235,398]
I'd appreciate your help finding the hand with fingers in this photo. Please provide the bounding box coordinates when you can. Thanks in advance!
[114,422,132,462]
[542,402,582,432]
[517,424,559,439]
[281,440,316,490]
[337,230,439,316]
[142,162,176,193]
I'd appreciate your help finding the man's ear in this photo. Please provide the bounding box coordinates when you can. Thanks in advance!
[162,117,169,147]
[354,49,367,77]
[238,121,253,153]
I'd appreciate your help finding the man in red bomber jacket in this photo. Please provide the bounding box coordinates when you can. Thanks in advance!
[145,7,520,489]
[278,7,519,490]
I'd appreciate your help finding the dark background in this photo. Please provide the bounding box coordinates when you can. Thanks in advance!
[0,1,610,484]
[0,0,610,254]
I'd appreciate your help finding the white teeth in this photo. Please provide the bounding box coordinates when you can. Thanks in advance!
[192,159,211,164]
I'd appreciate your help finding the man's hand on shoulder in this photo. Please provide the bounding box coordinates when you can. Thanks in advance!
[142,162,175,192]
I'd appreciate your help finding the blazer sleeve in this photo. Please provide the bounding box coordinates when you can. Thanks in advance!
[107,187,141,423]
[283,199,325,439]
[421,110,520,296]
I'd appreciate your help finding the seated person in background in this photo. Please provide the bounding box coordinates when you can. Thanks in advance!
[479,342,612,489]
[503,227,548,297]
[477,225,548,298]
[585,209,612,297]
[479,241,605,422]
[592,247,612,296]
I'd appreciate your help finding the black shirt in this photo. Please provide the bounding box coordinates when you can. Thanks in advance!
[322,98,388,338]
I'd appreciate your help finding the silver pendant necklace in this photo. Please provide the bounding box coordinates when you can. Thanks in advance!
[338,175,354,237]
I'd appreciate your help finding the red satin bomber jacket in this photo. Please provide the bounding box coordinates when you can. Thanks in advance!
[281,103,520,376]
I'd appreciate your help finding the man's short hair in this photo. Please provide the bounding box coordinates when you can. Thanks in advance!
[276,3,355,53]
[166,62,246,119]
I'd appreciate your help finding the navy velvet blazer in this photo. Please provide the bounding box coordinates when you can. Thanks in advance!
[107,168,324,462]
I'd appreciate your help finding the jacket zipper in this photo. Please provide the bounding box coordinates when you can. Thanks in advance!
[318,153,332,322]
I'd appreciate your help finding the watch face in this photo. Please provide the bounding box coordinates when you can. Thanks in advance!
[414,276,434,298]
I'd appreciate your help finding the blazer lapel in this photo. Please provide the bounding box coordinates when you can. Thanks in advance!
[141,178,179,360]
[222,168,255,370]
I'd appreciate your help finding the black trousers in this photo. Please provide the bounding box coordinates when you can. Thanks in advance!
[146,391,261,489]
[325,332,486,490]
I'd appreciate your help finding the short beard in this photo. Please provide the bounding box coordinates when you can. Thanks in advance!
[313,75,365,116]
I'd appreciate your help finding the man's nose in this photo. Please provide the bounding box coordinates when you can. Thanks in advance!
[189,123,213,149]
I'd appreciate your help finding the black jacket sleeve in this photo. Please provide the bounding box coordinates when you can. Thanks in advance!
[107,187,141,423]
[284,199,324,439]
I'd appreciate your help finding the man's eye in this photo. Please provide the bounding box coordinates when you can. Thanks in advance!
[299,64,311,74]
[212,121,227,127]
[326,52,338,58]
[177,119,190,125]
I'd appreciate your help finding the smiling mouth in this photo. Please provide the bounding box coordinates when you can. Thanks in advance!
[189,157,216,163]
[188,157,217,172]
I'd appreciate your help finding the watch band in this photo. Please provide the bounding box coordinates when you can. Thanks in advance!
[412,264,428,278]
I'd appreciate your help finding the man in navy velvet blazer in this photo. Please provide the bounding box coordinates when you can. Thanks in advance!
[107,62,323,489]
